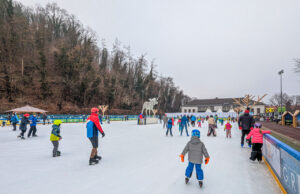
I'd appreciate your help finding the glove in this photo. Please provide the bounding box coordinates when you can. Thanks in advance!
[101,132,105,138]
[239,126,242,130]
[180,154,184,162]
[205,157,210,165]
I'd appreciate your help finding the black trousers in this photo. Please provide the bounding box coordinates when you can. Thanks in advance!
[207,127,216,136]
[250,143,263,161]
[13,123,17,131]
[241,130,251,145]
[28,126,37,137]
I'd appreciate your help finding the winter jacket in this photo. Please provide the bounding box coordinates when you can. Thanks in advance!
[86,113,104,138]
[191,116,196,122]
[167,119,173,129]
[29,115,38,126]
[50,124,61,141]
[11,115,19,124]
[225,123,232,130]
[181,116,188,125]
[238,113,254,130]
[181,136,210,164]
[208,117,216,125]
[246,128,270,144]
[19,117,29,131]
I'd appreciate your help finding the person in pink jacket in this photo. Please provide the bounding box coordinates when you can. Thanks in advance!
[224,121,232,138]
[246,123,270,162]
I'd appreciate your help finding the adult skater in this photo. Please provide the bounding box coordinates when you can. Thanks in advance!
[28,114,38,137]
[181,115,189,136]
[42,113,47,125]
[207,115,216,136]
[86,108,105,165]
[238,109,254,148]
[180,129,210,188]
[18,113,30,139]
[11,113,19,131]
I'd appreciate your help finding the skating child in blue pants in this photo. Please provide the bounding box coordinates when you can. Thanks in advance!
[180,129,210,188]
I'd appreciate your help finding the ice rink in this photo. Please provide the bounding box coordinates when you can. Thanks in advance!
[0,121,281,194]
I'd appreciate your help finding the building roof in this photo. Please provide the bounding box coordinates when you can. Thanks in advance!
[183,97,265,107]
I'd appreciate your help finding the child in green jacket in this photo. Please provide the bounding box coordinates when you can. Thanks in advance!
[50,120,62,157]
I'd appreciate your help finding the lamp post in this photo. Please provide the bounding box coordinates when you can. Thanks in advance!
[278,69,284,115]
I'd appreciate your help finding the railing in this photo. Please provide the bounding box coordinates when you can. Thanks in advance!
[263,134,300,194]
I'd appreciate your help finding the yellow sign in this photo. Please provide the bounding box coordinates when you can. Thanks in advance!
[266,108,274,113]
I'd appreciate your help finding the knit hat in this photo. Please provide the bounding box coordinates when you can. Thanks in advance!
[192,129,200,138]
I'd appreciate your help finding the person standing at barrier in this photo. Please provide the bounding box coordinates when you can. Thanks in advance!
[28,114,38,137]
[246,123,270,162]
[11,113,19,131]
[18,114,30,139]
[181,115,189,136]
[86,108,105,165]
[238,109,254,148]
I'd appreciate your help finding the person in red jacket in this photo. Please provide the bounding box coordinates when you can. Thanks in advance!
[86,108,105,165]
[246,123,270,162]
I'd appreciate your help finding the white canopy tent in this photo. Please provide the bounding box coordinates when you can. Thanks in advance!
[6,105,48,113]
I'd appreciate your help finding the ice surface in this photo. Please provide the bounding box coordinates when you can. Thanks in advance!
[0,121,281,194]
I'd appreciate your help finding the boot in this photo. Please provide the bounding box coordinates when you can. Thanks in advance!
[185,177,189,184]
[20,136,25,140]
[33,135,38,137]
[89,158,99,165]
[94,155,102,160]
[56,151,61,157]
[53,152,57,157]
[199,181,203,188]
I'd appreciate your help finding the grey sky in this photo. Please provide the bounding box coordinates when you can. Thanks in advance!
[20,0,300,102]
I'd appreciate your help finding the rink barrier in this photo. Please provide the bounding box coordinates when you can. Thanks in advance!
[263,134,300,194]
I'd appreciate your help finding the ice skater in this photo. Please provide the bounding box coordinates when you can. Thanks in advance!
[207,115,216,137]
[28,114,38,137]
[180,129,210,188]
[17,114,30,139]
[11,113,19,131]
[224,121,232,138]
[238,109,254,148]
[50,120,62,157]
[86,108,105,165]
[197,118,201,127]
[166,118,173,136]
[180,115,189,136]
[246,123,270,162]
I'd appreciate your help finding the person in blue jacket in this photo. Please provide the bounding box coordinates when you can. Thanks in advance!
[181,115,189,136]
[11,113,19,131]
[28,114,38,137]
[166,118,173,136]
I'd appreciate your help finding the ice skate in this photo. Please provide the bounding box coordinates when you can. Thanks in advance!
[199,181,203,188]
[56,151,61,157]
[20,136,25,140]
[185,177,189,184]
[89,158,99,165]
[94,155,102,161]
[33,135,38,137]
[241,144,244,148]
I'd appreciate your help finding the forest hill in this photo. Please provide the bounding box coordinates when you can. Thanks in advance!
[0,1,189,114]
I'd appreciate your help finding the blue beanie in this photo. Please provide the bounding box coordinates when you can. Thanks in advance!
[192,129,200,138]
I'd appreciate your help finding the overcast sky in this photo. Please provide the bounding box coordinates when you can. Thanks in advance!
[20,0,300,102]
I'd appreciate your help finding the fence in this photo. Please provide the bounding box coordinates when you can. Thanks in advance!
[263,134,300,194]
[0,115,138,125]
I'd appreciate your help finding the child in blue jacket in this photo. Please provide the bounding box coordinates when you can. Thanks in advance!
[166,118,173,136]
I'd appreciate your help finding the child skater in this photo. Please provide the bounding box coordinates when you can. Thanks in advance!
[197,118,201,127]
[246,123,270,162]
[50,120,62,157]
[166,118,173,136]
[224,121,232,138]
[180,129,210,188]
[178,117,183,133]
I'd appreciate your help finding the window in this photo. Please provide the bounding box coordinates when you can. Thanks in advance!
[188,109,191,113]
[193,109,195,113]
[257,108,260,114]
[184,109,187,113]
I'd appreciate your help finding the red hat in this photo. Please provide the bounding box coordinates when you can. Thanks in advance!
[245,110,250,114]
[91,107,99,113]
[24,113,30,117]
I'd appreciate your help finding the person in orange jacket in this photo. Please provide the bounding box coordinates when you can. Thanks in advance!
[179,129,210,188]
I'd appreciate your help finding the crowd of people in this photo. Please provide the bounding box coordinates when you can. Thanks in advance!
[162,109,271,188]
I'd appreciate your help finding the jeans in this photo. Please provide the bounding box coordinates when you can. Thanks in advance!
[180,124,189,136]
[185,162,203,180]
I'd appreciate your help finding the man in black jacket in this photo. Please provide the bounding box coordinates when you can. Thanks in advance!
[238,109,254,148]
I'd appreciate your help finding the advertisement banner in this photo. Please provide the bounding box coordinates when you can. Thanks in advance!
[263,138,281,176]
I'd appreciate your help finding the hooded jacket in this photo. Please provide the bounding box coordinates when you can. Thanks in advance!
[181,136,210,164]
[238,113,254,130]
[11,115,19,124]
[246,128,270,143]
[86,113,104,138]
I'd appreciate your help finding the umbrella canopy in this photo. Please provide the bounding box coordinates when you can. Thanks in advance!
[6,105,48,113]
